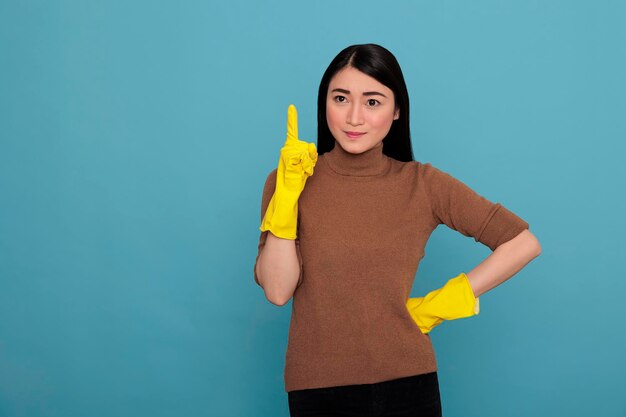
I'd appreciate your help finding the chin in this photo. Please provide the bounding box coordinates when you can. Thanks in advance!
[336,141,363,153]
[339,140,378,154]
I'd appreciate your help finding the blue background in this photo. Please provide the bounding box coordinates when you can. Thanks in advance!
[1,1,625,416]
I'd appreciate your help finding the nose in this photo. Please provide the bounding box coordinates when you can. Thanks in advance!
[346,103,363,126]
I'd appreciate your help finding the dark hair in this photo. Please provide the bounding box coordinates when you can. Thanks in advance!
[316,44,414,162]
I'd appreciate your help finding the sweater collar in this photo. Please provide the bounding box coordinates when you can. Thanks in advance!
[323,141,391,177]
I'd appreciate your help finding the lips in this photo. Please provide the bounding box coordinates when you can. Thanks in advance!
[345,131,366,138]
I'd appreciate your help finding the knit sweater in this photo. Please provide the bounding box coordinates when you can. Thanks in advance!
[253,142,529,393]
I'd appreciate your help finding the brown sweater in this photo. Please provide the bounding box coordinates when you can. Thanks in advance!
[254,142,529,393]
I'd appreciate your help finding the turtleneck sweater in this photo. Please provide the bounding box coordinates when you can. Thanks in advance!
[254,141,529,392]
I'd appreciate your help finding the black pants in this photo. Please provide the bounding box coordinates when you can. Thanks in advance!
[288,372,442,417]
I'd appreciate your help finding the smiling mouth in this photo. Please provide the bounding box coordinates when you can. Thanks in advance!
[345,131,366,138]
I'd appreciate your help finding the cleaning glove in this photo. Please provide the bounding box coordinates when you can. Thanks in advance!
[406,272,480,334]
[260,104,318,240]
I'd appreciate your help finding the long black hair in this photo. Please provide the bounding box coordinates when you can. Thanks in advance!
[316,44,415,162]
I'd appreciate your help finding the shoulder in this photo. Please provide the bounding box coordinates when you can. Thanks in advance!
[389,158,438,172]
[389,158,443,181]
[412,160,463,186]
[391,159,472,197]
[389,158,420,173]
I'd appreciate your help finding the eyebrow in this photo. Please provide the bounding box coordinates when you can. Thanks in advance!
[330,88,388,98]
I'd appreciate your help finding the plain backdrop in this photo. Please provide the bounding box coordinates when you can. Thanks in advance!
[1,1,625,416]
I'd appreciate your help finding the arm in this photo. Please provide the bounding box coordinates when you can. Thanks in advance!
[253,104,313,306]
[407,163,538,333]
[255,232,302,306]
[406,229,540,334]
[466,228,541,298]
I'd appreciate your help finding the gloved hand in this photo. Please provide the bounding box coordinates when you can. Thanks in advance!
[259,104,318,240]
[406,272,480,334]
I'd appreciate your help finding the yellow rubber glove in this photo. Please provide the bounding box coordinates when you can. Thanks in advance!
[406,272,480,334]
[259,104,318,239]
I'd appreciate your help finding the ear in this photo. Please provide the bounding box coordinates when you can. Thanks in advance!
[393,108,400,120]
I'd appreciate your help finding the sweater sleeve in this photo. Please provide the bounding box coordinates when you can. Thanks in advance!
[253,168,304,287]
[421,162,529,251]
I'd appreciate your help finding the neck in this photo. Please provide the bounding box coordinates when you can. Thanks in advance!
[324,141,390,177]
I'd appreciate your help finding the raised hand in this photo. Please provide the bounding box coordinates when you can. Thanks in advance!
[280,104,318,178]
[260,104,318,240]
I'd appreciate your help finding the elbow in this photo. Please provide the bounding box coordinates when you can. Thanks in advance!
[498,229,542,260]
[269,295,291,307]
[265,288,293,307]
[256,264,294,306]
[528,231,542,258]
[526,236,542,261]
[517,229,542,258]
[254,248,300,306]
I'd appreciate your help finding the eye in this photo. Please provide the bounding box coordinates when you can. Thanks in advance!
[333,95,347,103]
[367,99,380,107]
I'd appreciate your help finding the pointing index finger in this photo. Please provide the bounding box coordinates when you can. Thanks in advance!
[286,104,299,143]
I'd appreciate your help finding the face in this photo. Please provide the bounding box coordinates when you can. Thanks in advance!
[326,66,399,154]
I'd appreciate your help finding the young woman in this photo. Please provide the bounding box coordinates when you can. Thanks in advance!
[254,43,541,417]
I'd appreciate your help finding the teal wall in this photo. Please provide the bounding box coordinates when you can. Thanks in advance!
[1,1,624,416]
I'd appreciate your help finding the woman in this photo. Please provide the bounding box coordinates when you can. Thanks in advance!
[254,43,541,417]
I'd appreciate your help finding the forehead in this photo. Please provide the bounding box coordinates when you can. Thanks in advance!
[328,67,393,95]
